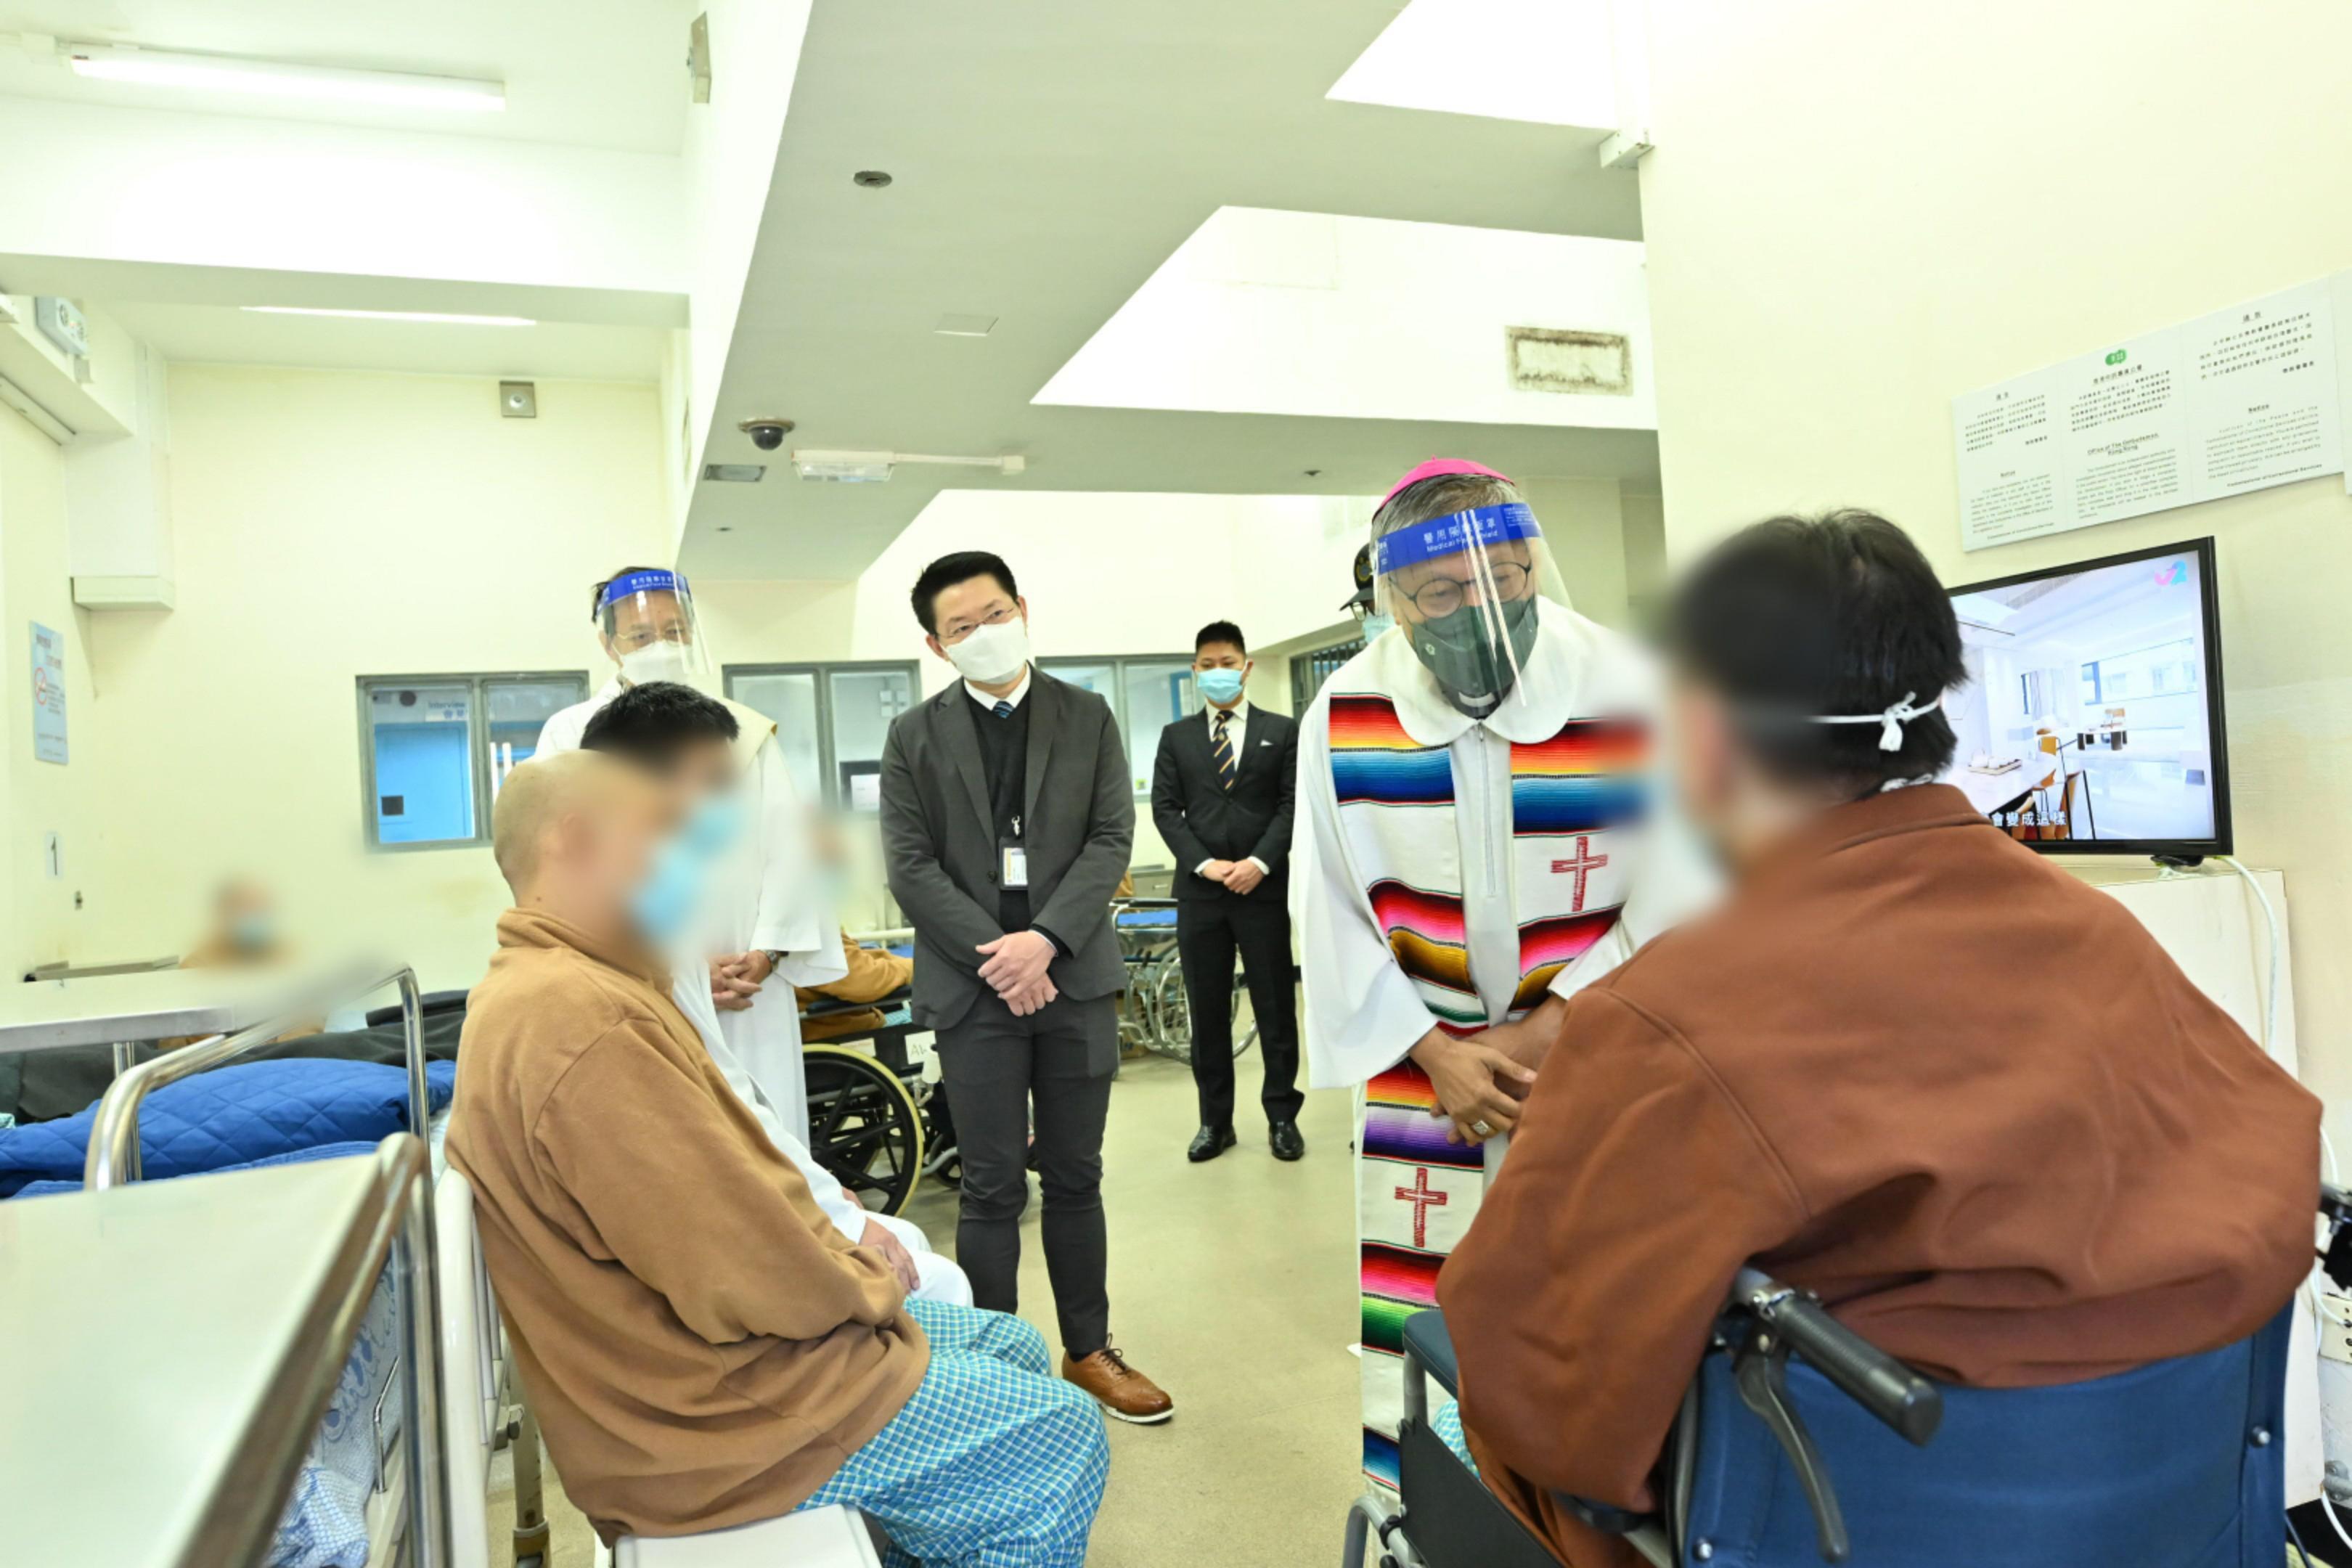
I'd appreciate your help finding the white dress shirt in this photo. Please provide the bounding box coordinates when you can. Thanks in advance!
[1196,699,1270,878]
[963,665,1033,711]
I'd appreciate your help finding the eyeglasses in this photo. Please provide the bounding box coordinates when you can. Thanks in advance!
[611,625,691,652]
[1395,562,1530,618]
[941,604,1020,643]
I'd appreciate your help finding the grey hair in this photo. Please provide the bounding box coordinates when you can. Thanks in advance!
[1371,472,1527,540]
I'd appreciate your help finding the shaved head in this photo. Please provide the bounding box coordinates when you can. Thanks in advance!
[494,751,647,899]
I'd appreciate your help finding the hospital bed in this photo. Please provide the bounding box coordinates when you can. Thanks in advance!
[1,961,462,1568]
[0,1132,445,1568]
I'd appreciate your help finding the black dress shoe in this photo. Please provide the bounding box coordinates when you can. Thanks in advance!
[1269,1121,1306,1161]
[1188,1125,1238,1163]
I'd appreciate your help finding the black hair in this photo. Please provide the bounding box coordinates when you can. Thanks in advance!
[579,681,739,771]
[1194,620,1246,656]
[909,550,1019,635]
[592,565,665,634]
[1665,510,1964,794]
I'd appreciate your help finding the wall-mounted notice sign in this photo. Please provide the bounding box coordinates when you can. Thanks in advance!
[1954,277,2343,552]
[30,621,67,764]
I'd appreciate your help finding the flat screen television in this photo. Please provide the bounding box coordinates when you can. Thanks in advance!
[1938,537,2230,858]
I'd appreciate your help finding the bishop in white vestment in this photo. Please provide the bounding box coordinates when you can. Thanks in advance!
[1291,460,1714,1493]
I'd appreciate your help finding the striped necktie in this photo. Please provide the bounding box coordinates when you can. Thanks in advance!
[993,701,1014,719]
[1212,709,1236,790]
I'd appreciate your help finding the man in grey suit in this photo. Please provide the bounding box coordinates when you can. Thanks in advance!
[879,550,1175,1424]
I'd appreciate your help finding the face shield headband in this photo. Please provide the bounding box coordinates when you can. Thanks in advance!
[1370,503,1542,577]
[598,568,690,617]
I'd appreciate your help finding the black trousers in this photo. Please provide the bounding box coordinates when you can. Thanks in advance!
[934,990,1117,1356]
[1177,893,1304,1131]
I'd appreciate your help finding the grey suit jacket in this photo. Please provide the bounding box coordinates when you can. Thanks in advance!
[879,670,1136,1030]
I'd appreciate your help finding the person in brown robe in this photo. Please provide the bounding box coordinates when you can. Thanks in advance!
[1440,511,2320,1567]
[448,751,1108,1561]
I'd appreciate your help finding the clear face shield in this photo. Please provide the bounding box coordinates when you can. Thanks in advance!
[595,568,714,690]
[1372,502,1569,714]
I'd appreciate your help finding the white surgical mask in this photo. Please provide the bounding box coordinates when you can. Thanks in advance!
[946,618,1031,685]
[621,640,695,687]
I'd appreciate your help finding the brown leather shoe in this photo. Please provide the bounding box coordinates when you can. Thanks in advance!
[1062,1342,1174,1424]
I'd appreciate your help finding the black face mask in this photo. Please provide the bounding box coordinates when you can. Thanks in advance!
[1408,595,1540,714]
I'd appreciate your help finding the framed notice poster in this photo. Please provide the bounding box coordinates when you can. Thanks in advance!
[1954,277,2343,551]
[31,622,67,764]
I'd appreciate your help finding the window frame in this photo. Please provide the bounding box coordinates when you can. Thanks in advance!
[721,658,922,814]
[1291,634,1367,712]
[1038,652,1201,797]
[356,669,590,852]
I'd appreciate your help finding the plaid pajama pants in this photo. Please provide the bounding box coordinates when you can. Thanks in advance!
[798,1298,1111,1567]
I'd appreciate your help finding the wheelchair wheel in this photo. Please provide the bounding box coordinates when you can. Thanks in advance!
[803,1045,925,1217]
[1149,961,1193,1063]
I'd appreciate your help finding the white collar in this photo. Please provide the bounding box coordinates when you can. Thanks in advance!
[965,665,1032,711]
[1357,598,1644,747]
[1207,698,1248,725]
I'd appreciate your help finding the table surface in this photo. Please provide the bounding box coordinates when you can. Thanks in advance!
[0,1156,381,1568]
[0,963,364,1055]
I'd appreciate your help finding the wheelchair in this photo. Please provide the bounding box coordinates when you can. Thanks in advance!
[1347,1196,2351,1568]
[1111,895,1259,1066]
[799,983,952,1214]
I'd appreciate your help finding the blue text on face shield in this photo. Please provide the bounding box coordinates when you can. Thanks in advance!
[629,838,709,944]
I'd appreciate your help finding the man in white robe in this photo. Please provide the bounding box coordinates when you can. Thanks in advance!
[535,566,845,1140]
[576,678,972,1305]
[1290,460,1715,1495]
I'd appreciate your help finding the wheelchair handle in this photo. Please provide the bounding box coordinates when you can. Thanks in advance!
[1731,1269,1943,1447]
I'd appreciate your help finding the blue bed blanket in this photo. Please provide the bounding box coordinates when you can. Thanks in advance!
[0,1057,454,1196]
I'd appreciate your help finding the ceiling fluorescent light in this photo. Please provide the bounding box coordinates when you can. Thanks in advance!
[792,450,1027,484]
[242,306,535,327]
[68,45,505,113]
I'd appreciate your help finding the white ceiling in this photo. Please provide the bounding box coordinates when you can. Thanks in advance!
[0,0,689,153]
[102,301,669,382]
[685,0,1649,580]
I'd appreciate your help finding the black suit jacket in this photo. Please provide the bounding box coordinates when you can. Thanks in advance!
[1151,703,1299,903]
[880,671,1135,1032]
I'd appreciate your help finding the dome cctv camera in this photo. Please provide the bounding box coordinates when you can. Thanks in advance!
[740,416,795,452]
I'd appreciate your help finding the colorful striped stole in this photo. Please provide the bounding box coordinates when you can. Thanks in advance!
[1332,689,1650,1491]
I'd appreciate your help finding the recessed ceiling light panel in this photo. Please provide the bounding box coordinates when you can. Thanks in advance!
[703,464,767,483]
[68,44,506,113]
[243,306,534,327]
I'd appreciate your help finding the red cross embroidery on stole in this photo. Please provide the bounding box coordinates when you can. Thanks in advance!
[1550,834,1609,912]
[1395,1167,1449,1249]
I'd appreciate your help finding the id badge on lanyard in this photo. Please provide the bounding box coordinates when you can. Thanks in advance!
[1000,814,1029,889]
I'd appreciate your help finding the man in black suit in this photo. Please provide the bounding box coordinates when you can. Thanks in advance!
[878,550,1174,1424]
[1151,621,1307,1164]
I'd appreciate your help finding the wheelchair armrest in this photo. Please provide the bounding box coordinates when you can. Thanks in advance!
[1552,1493,1651,1536]
[1730,1268,1942,1446]
[1401,1310,1460,1399]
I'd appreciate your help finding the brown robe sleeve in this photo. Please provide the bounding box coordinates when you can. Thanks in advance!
[534,1018,907,1344]
[1440,988,1808,1522]
[809,936,915,1005]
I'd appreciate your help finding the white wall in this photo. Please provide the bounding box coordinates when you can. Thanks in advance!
[73,366,669,991]
[0,403,100,976]
[1636,0,2352,1111]
[675,0,817,530]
